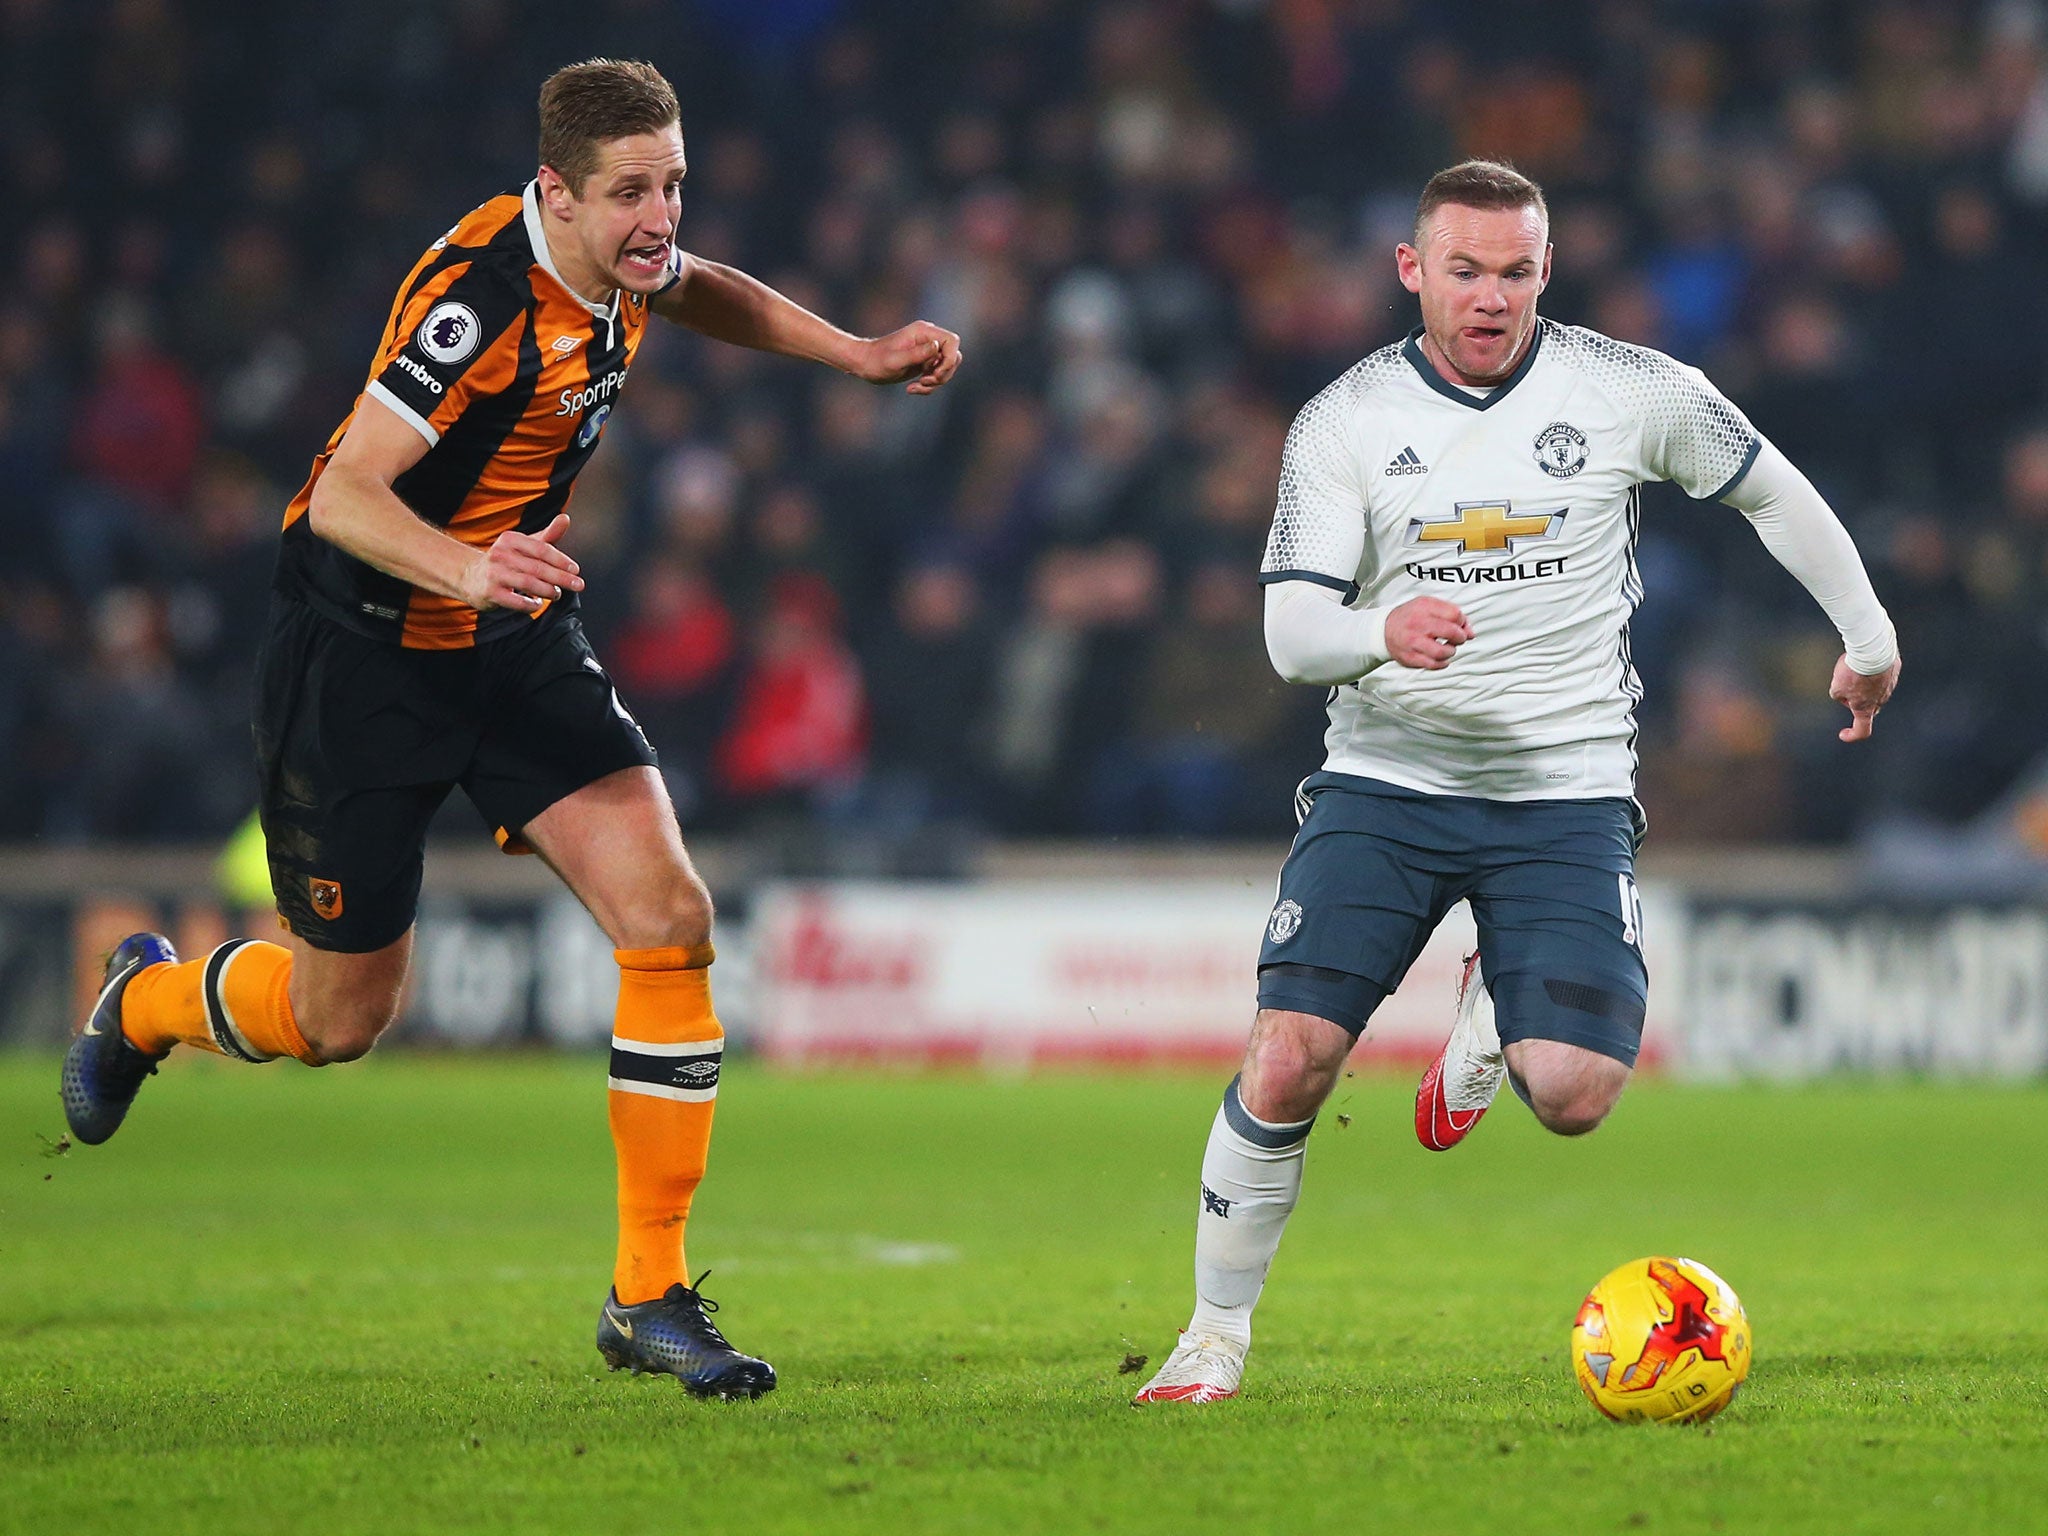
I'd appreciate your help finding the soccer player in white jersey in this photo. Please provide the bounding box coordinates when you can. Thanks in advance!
[1133,160,1900,1404]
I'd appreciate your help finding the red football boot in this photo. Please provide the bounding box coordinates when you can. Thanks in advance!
[1415,951,1504,1151]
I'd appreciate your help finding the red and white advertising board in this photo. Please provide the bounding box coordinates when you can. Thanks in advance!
[750,881,1683,1068]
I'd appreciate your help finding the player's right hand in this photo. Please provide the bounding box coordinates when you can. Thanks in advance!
[1384,596,1474,669]
[1831,652,1901,742]
[463,512,586,612]
[854,321,963,394]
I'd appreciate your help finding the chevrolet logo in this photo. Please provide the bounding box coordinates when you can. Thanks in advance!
[1406,500,1566,554]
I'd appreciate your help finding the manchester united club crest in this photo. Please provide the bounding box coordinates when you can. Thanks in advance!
[309,878,344,920]
[1534,420,1588,478]
[1267,898,1303,944]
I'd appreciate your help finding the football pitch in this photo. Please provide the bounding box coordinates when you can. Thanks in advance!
[2,1055,2044,1535]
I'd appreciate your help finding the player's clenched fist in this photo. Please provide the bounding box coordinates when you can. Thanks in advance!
[854,321,963,394]
[463,512,586,613]
[1385,596,1474,670]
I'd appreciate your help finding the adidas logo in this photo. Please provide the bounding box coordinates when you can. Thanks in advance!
[1385,446,1428,477]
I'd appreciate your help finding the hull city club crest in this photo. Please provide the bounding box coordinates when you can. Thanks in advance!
[1534,420,1588,478]
[309,878,344,920]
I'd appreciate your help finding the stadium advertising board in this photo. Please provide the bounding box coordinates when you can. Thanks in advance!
[1680,903,2048,1078]
[747,881,1685,1069]
[8,888,2046,1079]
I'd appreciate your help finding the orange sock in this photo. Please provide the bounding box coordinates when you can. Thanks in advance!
[609,943,723,1304]
[121,940,318,1064]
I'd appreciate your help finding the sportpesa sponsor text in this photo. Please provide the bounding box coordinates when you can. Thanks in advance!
[559,367,628,417]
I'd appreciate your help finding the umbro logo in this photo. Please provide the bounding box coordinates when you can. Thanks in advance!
[671,1058,719,1089]
[551,335,582,354]
[1385,445,1428,477]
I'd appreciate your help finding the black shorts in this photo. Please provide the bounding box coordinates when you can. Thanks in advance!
[253,596,657,953]
[1254,772,1650,1066]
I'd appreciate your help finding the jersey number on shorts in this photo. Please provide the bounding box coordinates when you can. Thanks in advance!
[1617,873,1644,950]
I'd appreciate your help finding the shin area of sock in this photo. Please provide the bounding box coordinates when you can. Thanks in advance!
[1189,1079,1313,1344]
[610,944,723,1304]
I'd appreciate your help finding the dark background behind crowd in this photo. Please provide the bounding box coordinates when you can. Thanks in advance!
[5,0,2048,862]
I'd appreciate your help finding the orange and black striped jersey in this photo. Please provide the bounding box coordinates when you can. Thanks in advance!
[278,182,681,649]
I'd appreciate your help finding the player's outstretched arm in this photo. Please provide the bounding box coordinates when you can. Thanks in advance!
[311,395,586,613]
[1717,436,1900,743]
[652,252,962,393]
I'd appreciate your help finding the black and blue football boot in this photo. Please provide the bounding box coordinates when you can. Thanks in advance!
[597,1273,777,1400]
[61,932,177,1145]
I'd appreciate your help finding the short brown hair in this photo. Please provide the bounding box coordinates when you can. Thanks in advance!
[1414,159,1548,242]
[538,58,681,196]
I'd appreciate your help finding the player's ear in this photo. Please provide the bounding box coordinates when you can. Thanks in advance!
[537,164,574,214]
[1539,242,1554,291]
[1395,242,1424,294]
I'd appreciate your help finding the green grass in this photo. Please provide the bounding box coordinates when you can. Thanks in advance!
[2,1054,2044,1535]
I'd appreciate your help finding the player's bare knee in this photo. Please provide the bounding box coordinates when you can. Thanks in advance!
[287,977,400,1065]
[1525,1070,1627,1137]
[294,1001,397,1065]
[1238,1063,1317,1123]
[608,867,714,952]
[1532,1094,1610,1137]
[1239,1011,1347,1122]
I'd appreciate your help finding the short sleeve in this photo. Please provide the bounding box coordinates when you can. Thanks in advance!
[1541,326,1762,500]
[657,244,686,294]
[1640,359,1760,500]
[365,263,528,447]
[1260,374,1370,599]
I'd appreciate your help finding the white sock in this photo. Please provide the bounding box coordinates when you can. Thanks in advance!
[1187,1075,1313,1347]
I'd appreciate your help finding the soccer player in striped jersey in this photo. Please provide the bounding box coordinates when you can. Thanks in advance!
[62,58,961,1399]
[1134,159,1898,1404]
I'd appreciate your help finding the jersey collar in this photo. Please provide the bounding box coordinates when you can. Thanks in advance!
[522,180,622,329]
[1401,319,1546,411]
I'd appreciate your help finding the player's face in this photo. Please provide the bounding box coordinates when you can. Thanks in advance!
[568,126,687,296]
[1396,204,1551,385]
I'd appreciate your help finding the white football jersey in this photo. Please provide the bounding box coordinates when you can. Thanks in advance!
[1261,319,1760,800]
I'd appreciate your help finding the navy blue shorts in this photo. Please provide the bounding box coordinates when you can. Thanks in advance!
[1254,772,1649,1066]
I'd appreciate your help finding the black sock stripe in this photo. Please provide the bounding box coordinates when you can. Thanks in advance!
[202,940,263,1061]
[609,1044,721,1093]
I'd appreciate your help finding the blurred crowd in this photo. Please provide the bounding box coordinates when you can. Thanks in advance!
[4,0,2048,854]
